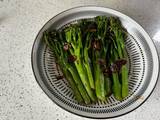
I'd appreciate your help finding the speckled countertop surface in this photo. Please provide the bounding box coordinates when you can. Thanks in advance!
[0,0,160,120]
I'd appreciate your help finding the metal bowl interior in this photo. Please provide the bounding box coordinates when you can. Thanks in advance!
[31,6,159,119]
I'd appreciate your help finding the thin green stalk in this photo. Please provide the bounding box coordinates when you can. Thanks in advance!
[64,70,84,103]
[74,60,96,102]
[104,76,112,97]
[83,34,95,89]
[65,26,96,102]
[110,17,129,99]
[68,66,91,104]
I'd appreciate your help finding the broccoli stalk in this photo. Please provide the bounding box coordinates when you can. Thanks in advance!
[83,32,95,90]
[42,16,129,104]
[43,31,91,104]
[110,48,122,101]
[110,17,129,99]
[64,26,96,102]
[90,16,110,101]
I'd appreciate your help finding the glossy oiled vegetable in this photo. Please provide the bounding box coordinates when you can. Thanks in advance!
[109,17,129,99]
[43,16,129,104]
[43,31,91,104]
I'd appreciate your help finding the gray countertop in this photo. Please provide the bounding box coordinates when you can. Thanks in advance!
[0,0,160,120]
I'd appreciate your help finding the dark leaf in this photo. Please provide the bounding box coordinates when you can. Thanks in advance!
[68,55,77,63]
[103,67,112,76]
[63,42,71,51]
[97,59,106,65]
[110,63,118,73]
[56,76,64,80]
[91,39,101,50]
[115,59,127,71]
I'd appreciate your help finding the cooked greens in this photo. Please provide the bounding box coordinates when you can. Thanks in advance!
[43,16,129,104]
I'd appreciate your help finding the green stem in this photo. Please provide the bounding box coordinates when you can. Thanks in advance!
[121,65,129,98]
[83,49,95,89]
[68,66,91,104]
[104,76,112,97]
[112,73,122,101]
[84,63,95,89]
[94,53,105,101]
[74,60,96,102]
[64,70,84,103]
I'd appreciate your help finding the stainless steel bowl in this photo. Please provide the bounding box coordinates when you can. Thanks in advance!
[31,6,159,119]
